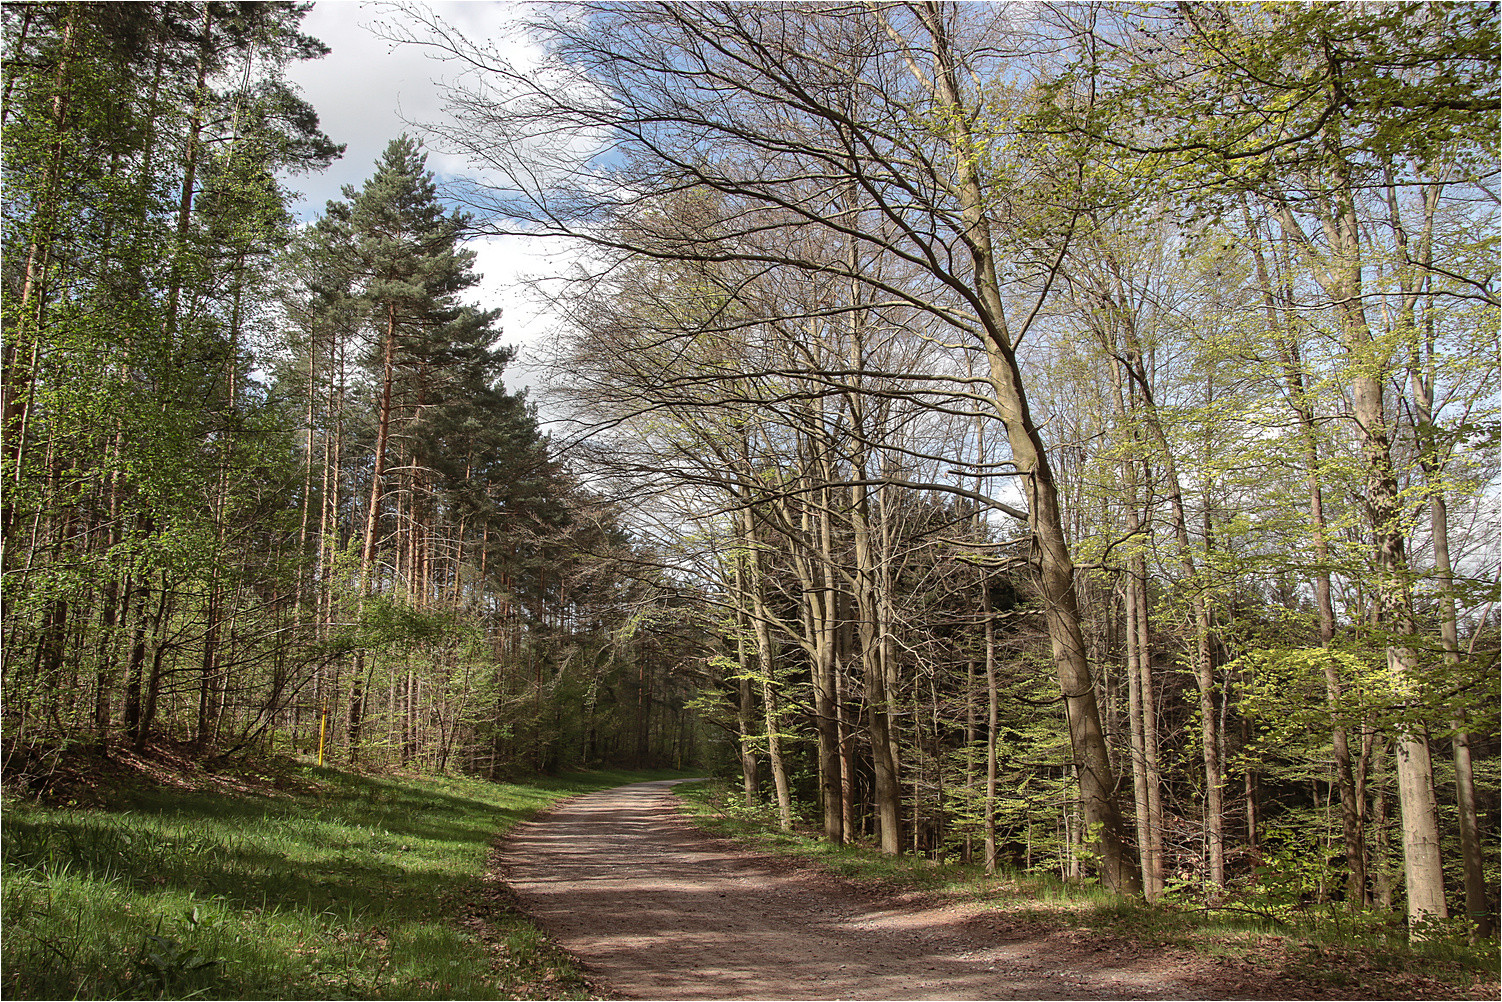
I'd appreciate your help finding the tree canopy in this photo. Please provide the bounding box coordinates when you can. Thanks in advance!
[3,0,1497,942]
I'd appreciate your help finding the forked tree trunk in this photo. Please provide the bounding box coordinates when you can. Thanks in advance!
[1322,188,1446,932]
[912,17,1139,892]
[1388,175,1490,939]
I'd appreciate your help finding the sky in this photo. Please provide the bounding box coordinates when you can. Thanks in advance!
[281,0,569,390]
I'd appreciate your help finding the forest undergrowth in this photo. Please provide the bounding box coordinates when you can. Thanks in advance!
[676,779,1502,996]
[0,743,679,1000]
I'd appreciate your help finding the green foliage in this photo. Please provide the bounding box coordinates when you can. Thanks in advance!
[0,762,671,1000]
[4,2,1498,960]
[359,596,454,647]
[131,908,222,998]
[0,0,341,751]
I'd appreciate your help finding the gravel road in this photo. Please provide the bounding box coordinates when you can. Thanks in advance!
[495,779,1194,1000]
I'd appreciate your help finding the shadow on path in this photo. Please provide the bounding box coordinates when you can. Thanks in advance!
[498,780,1190,1001]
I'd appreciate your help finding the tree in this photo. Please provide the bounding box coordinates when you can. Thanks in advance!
[1050,0,1496,931]
[310,135,500,756]
[1,0,338,751]
[400,0,1143,895]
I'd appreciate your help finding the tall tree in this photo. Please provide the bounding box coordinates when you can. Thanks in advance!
[313,135,502,756]
[406,0,1143,895]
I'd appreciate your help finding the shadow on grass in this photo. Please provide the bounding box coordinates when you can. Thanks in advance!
[2,762,680,1000]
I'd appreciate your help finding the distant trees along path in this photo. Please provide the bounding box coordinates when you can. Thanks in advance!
[3,1,1495,939]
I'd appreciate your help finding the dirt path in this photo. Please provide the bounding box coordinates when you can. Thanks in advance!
[495,779,1194,1000]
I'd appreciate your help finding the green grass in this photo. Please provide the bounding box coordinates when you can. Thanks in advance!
[675,777,1500,994]
[2,760,687,1000]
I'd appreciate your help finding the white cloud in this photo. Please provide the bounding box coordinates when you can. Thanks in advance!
[282,1,521,214]
[467,231,582,391]
[281,1,590,382]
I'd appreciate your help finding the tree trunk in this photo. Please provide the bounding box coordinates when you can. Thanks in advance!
[2,5,78,553]
[1422,427,1487,935]
[360,304,398,587]
[1133,544,1164,897]
[983,578,1000,876]
[1247,204,1367,904]
[132,574,171,750]
[742,509,792,830]
[734,595,760,807]
[1332,192,1446,932]
[852,476,901,853]
[162,3,213,342]
[349,305,398,759]
[1108,294,1221,892]
[925,27,1139,887]
[1124,568,1154,898]
[812,527,844,844]
[1391,176,1490,939]
[1107,349,1163,899]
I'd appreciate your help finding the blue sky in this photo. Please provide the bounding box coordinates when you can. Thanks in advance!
[282,1,572,381]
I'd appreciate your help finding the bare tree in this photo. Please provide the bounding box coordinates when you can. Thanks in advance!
[396,0,1142,894]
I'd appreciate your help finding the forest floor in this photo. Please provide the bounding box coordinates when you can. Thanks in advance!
[498,779,1499,1001]
[5,745,1493,1001]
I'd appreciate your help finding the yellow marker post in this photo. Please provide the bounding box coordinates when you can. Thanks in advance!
[317,703,328,767]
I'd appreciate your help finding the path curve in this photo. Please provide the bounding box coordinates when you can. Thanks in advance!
[496,780,1189,1000]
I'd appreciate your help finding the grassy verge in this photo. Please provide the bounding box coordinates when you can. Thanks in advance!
[2,751,685,1000]
[675,777,1500,996]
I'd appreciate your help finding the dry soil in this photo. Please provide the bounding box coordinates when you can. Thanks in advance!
[497,779,1207,1000]
[496,779,1497,1001]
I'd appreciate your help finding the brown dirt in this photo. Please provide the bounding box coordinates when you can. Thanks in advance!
[1,736,323,808]
[495,780,1497,1002]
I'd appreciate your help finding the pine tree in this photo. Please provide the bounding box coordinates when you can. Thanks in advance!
[0,0,337,749]
[311,136,503,756]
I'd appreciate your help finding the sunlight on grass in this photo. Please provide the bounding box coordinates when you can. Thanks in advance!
[1,764,677,1000]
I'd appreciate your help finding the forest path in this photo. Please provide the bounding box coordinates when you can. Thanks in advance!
[495,779,1189,1001]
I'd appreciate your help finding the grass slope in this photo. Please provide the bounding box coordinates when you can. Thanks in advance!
[2,749,680,1000]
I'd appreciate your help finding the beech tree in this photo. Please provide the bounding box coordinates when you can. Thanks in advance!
[1041,0,1497,931]
[402,0,1144,895]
